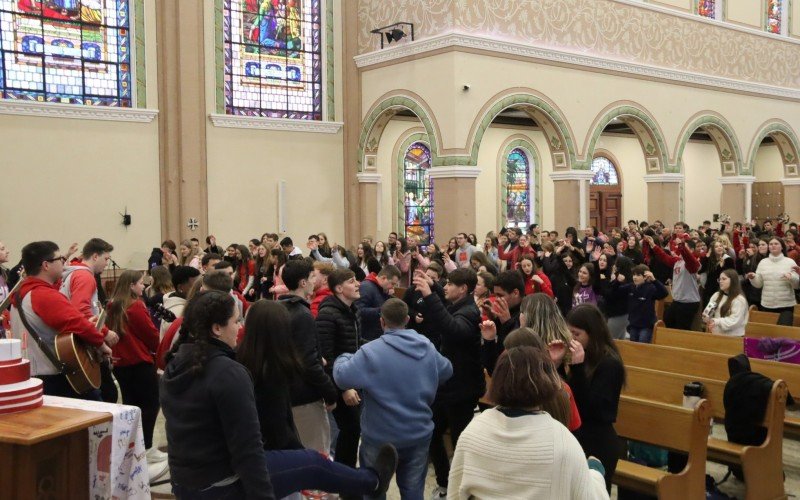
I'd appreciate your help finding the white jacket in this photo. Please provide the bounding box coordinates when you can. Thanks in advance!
[752,255,799,309]
[708,292,749,336]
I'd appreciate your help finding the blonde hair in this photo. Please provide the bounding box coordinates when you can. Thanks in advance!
[520,294,572,347]
[716,234,732,250]
[179,239,202,266]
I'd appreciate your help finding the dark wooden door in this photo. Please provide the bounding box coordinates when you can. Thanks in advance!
[589,192,600,230]
[752,182,784,223]
[589,188,622,232]
[603,193,622,230]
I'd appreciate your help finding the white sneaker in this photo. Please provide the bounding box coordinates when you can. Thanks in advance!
[429,486,447,499]
[146,447,168,463]
[148,459,169,483]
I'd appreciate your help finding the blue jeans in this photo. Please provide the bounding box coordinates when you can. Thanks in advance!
[172,449,378,499]
[628,326,653,343]
[360,438,430,500]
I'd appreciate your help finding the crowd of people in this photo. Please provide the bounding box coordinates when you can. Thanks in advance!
[0,213,798,499]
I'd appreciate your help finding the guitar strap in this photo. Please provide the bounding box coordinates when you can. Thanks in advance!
[14,289,66,374]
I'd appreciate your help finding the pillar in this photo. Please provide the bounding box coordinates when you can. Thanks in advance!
[343,0,362,246]
[156,0,208,241]
[550,171,593,230]
[720,176,755,223]
[782,178,800,220]
[427,167,481,243]
[356,173,382,240]
[643,174,683,224]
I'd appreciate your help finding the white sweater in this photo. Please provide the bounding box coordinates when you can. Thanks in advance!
[752,255,800,309]
[448,408,609,500]
[708,292,749,336]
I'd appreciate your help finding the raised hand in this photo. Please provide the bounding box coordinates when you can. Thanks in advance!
[479,320,497,342]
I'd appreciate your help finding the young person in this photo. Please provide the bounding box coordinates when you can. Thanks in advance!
[159,266,201,338]
[703,268,749,336]
[178,240,202,270]
[748,237,800,325]
[643,233,701,330]
[355,265,401,341]
[448,346,608,499]
[518,253,553,297]
[615,264,668,343]
[309,261,335,318]
[161,291,398,499]
[236,244,256,298]
[700,240,735,308]
[402,262,447,349]
[572,263,599,309]
[334,299,453,499]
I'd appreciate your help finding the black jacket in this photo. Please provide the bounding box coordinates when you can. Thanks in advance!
[254,375,303,451]
[279,295,338,406]
[355,278,390,341]
[423,293,484,403]
[403,282,446,348]
[316,295,361,381]
[480,303,521,374]
[160,339,276,499]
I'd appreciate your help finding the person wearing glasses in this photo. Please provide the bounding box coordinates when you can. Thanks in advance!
[10,241,111,399]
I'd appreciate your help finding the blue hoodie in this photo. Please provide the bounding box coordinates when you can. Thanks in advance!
[333,328,453,446]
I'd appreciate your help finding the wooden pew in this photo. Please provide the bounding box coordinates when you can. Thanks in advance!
[623,366,726,420]
[652,324,742,356]
[748,305,779,325]
[745,322,800,341]
[613,396,712,499]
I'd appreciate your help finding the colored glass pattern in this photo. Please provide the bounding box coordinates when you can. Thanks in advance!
[591,156,619,186]
[505,148,531,229]
[223,0,322,120]
[766,0,782,33]
[697,0,715,18]
[404,142,434,244]
[0,0,132,106]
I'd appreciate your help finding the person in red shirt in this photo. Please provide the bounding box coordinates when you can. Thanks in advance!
[10,241,109,400]
[310,261,335,318]
[106,271,160,442]
[518,254,554,297]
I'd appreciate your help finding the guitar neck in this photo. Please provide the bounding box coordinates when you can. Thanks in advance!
[95,308,108,331]
[0,279,23,314]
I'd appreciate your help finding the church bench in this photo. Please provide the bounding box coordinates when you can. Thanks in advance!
[744,322,800,341]
[748,306,779,325]
[613,396,712,499]
[618,340,800,438]
[623,366,727,420]
[652,323,742,356]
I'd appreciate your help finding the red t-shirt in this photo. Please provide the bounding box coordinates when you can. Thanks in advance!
[112,300,159,367]
[563,382,582,431]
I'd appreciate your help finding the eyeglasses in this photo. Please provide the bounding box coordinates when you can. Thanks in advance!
[46,256,67,264]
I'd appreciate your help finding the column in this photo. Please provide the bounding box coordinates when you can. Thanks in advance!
[427,166,481,243]
[156,0,209,242]
[781,178,800,220]
[356,173,382,240]
[643,174,683,224]
[720,176,756,223]
[549,171,593,230]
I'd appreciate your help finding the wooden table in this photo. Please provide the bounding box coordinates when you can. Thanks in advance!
[0,404,112,500]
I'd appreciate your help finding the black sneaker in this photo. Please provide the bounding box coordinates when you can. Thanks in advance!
[370,444,398,497]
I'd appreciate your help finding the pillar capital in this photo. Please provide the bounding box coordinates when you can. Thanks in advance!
[719,175,756,185]
[427,166,481,179]
[549,170,593,182]
[781,177,800,186]
[356,172,382,183]
[643,173,683,183]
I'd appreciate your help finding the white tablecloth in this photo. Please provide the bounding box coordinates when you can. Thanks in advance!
[44,395,150,500]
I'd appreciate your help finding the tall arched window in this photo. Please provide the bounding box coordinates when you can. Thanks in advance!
[0,0,133,106]
[766,0,789,34]
[403,142,434,243]
[590,156,619,186]
[223,0,323,119]
[505,148,531,229]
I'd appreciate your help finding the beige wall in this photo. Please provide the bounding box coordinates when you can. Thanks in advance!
[683,140,724,226]
[375,119,420,237]
[649,0,692,12]
[0,0,161,269]
[726,0,762,28]
[793,0,800,37]
[754,144,786,182]
[201,1,346,248]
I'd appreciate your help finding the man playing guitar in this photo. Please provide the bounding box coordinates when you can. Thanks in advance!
[10,241,111,400]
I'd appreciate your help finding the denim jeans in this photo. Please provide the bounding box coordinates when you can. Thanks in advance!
[172,449,378,499]
[359,438,431,500]
[628,326,653,344]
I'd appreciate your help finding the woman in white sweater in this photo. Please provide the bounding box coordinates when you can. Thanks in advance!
[703,269,749,336]
[747,237,800,326]
[448,346,608,500]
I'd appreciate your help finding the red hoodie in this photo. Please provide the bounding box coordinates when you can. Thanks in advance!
[523,271,554,298]
[112,299,159,367]
[62,262,109,335]
[310,287,333,318]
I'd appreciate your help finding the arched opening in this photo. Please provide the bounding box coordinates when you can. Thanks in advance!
[750,123,800,224]
[402,142,434,243]
[589,154,622,232]
[504,147,533,229]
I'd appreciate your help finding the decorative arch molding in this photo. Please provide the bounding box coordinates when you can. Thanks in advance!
[395,130,430,235]
[465,89,578,171]
[496,135,542,229]
[747,119,800,178]
[674,112,744,176]
[358,91,443,173]
[583,102,672,174]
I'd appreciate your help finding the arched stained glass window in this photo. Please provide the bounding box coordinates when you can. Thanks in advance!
[223,0,322,120]
[0,0,133,106]
[591,156,619,186]
[404,142,434,244]
[505,148,531,229]
[766,0,783,34]
[697,0,716,18]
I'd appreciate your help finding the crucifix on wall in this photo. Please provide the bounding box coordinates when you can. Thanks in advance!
[187,218,199,231]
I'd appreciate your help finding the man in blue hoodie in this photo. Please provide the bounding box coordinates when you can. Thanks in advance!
[333,298,452,500]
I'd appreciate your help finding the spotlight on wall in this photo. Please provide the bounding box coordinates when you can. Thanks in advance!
[370,22,415,49]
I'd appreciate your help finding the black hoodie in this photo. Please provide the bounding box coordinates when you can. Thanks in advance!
[160,338,276,499]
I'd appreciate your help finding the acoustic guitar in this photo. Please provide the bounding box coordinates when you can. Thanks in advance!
[54,308,107,394]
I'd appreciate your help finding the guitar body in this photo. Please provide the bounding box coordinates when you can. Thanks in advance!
[54,333,102,394]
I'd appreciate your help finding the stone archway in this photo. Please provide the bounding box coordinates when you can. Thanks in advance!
[747,120,800,178]
[674,112,744,176]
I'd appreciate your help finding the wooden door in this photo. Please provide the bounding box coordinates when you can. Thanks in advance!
[589,192,600,230]
[752,182,784,223]
[603,193,622,230]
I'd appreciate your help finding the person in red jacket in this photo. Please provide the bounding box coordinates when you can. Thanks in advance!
[106,271,161,455]
[10,241,109,399]
[310,261,335,318]
[518,254,553,297]
[497,232,535,270]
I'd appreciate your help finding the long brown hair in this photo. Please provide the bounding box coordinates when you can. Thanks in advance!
[566,304,625,384]
[487,346,561,410]
[107,270,144,336]
[716,268,744,318]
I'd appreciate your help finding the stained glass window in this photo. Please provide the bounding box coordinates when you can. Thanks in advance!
[505,148,531,229]
[766,0,783,34]
[697,0,716,18]
[591,156,619,186]
[223,0,322,120]
[404,142,434,244]
[0,0,132,106]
